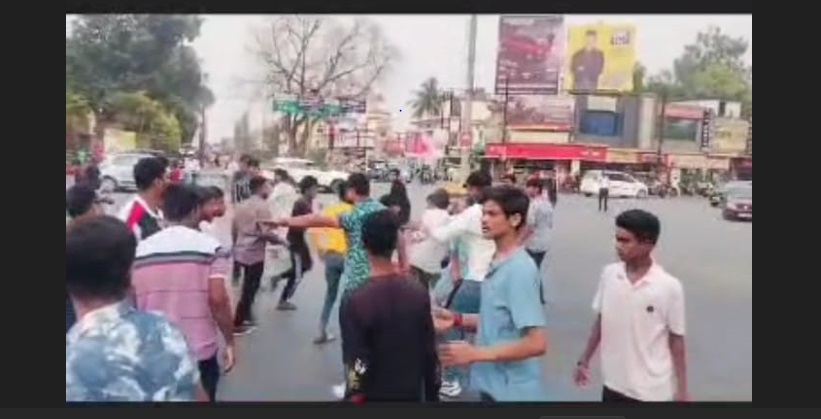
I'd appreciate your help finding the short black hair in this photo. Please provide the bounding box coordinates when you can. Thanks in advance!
[465,170,493,189]
[362,209,399,259]
[239,154,252,164]
[427,188,451,210]
[615,209,661,244]
[66,183,99,218]
[336,180,349,202]
[525,177,544,191]
[247,158,260,168]
[299,175,319,194]
[347,172,370,197]
[481,185,530,230]
[162,183,201,222]
[133,157,168,191]
[66,216,137,300]
[206,186,224,199]
[195,185,224,206]
[273,168,289,180]
[249,176,268,194]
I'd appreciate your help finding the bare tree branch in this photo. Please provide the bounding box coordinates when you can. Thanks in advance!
[250,15,398,156]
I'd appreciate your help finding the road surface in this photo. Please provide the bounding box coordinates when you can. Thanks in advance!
[87,181,753,401]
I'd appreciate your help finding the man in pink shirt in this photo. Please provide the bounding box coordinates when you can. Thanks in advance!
[132,184,236,401]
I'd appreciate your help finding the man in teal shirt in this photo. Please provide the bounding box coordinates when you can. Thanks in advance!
[435,185,548,401]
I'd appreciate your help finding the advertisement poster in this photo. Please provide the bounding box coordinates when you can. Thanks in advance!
[565,23,637,93]
[506,95,575,131]
[496,15,565,95]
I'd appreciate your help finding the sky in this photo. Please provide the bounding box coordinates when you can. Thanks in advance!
[66,14,752,143]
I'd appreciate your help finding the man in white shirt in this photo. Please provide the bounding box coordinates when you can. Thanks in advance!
[426,170,495,398]
[574,209,688,402]
[267,169,299,289]
[598,174,610,212]
[409,188,452,290]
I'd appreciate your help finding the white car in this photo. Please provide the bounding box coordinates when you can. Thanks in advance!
[99,152,158,192]
[580,170,649,198]
[264,157,349,193]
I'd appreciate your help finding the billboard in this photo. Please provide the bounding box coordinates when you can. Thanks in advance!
[506,95,575,131]
[714,117,749,152]
[496,15,565,95]
[566,23,637,93]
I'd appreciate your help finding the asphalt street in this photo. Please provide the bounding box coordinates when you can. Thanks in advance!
[78,180,752,402]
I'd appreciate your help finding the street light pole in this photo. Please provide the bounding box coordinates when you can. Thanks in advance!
[655,87,668,179]
[460,14,478,181]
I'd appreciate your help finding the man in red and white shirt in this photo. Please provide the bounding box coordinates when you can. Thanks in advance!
[117,156,169,241]
[132,183,236,402]
[574,209,688,402]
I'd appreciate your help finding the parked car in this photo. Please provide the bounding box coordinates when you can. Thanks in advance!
[99,152,159,192]
[264,157,349,193]
[710,181,752,207]
[580,170,649,198]
[722,185,752,221]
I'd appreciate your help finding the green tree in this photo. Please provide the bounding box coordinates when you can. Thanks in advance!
[645,26,752,117]
[107,91,182,152]
[409,77,444,118]
[631,62,646,94]
[66,88,92,137]
[65,15,212,144]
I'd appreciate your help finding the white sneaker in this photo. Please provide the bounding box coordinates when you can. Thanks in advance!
[331,382,346,400]
[439,380,462,398]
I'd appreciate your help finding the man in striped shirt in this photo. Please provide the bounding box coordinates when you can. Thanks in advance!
[131,184,237,401]
[117,156,169,241]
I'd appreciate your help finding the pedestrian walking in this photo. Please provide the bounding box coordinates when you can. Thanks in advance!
[340,210,440,402]
[521,178,554,305]
[131,184,237,401]
[434,185,548,402]
[574,209,688,402]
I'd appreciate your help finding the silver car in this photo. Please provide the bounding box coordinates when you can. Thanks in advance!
[99,153,157,192]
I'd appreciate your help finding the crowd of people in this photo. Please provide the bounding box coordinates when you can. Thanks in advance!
[66,154,688,403]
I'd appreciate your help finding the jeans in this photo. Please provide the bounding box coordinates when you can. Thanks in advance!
[280,245,313,303]
[441,279,481,385]
[198,354,220,401]
[234,261,265,326]
[320,252,345,330]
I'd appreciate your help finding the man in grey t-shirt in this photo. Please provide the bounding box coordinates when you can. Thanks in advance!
[522,178,554,305]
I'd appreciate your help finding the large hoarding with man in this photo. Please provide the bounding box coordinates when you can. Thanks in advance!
[495,15,565,95]
[565,23,637,93]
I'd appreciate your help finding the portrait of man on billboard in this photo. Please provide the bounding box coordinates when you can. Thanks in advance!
[570,29,605,92]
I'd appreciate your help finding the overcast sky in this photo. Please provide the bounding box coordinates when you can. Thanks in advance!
[66,14,752,142]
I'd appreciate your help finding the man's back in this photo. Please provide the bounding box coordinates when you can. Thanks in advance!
[341,275,440,401]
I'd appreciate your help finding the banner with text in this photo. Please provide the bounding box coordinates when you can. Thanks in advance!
[496,15,565,95]
[565,23,637,93]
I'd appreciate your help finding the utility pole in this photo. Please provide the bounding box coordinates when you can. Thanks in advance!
[655,87,668,182]
[460,14,478,181]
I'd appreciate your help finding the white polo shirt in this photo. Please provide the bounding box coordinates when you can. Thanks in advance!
[592,262,686,401]
[430,203,495,282]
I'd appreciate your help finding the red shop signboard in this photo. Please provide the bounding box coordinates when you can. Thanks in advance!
[485,143,607,162]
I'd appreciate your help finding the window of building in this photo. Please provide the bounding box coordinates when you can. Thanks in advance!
[663,117,699,141]
[579,110,622,137]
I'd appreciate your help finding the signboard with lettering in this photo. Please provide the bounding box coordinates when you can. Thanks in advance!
[700,109,714,150]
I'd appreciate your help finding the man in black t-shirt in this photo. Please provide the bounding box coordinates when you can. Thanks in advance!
[341,210,440,402]
[277,176,319,310]
[570,30,605,92]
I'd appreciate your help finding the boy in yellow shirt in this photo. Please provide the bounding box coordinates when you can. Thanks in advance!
[310,182,354,344]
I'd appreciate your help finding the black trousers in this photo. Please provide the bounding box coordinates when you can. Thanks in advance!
[234,261,265,326]
[198,355,220,401]
[279,245,313,303]
[602,386,642,403]
[598,188,609,211]
[526,249,547,305]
